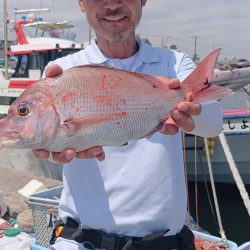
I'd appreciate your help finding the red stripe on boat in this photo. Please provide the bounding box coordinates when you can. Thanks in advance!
[223,109,250,115]
[8,80,36,89]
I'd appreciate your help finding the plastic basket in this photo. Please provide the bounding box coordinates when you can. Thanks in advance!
[193,230,238,250]
[27,186,63,248]
[31,241,49,250]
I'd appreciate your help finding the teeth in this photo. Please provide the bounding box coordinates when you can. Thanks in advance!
[104,15,125,21]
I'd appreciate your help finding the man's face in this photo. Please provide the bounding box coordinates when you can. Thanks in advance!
[79,0,147,43]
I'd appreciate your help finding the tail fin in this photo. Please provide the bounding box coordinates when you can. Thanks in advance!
[181,48,232,103]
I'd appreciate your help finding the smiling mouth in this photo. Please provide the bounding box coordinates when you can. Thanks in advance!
[102,15,127,22]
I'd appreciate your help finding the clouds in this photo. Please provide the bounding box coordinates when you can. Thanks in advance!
[1,0,249,59]
[139,0,250,59]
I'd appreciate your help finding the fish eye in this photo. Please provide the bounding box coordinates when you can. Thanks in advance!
[17,103,30,116]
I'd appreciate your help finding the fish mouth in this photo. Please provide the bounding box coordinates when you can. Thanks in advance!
[0,130,20,148]
[0,139,19,149]
[0,130,19,140]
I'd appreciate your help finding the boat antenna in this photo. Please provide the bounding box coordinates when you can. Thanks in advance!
[13,8,50,24]
[13,8,50,38]
[13,8,50,15]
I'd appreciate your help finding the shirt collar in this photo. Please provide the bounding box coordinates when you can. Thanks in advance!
[135,36,160,64]
[84,39,108,64]
[85,36,160,65]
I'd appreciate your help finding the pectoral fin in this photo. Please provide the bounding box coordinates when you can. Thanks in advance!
[62,112,128,137]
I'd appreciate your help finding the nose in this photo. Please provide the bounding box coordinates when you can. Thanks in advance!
[104,0,122,10]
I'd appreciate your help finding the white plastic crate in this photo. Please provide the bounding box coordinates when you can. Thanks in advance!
[27,186,63,248]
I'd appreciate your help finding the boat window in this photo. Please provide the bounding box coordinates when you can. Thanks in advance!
[0,96,17,105]
[40,52,51,72]
[60,49,81,57]
[29,53,40,70]
[10,49,81,78]
[12,52,48,78]
[12,54,29,78]
[46,49,80,62]
[8,56,18,70]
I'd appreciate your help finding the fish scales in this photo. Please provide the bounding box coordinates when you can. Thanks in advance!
[51,67,178,118]
[45,67,183,151]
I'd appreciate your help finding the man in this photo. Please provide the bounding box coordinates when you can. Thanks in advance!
[34,0,223,249]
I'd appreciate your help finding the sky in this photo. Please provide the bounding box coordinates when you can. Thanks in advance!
[0,0,250,60]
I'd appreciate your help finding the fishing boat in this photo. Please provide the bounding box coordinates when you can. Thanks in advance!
[186,88,250,185]
[0,8,83,118]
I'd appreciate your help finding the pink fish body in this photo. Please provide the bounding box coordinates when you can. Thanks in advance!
[0,49,231,152]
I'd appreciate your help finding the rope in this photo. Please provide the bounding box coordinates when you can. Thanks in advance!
[196,145,219,227]
[204,138,227,241]
[182,132,192,226]
[218,132,250,216]
[194,136,199,226]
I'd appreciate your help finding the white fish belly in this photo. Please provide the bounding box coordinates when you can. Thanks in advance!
[46,107,174,152]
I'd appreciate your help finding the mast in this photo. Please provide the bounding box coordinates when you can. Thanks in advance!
[3,0,8,79]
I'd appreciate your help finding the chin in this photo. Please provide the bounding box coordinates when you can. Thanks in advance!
[103,30,134,43]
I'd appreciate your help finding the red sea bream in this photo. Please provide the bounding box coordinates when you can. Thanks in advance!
[0,49,231,152]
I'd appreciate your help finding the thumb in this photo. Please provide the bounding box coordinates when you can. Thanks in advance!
[155,76,180,89]
[45,64,63,77]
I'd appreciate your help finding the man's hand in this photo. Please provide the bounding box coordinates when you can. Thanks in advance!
[33,146,105,164]
[32,64,105,163]
[45,64,64,77]
[158,77,202,135]
[160,101,202,135]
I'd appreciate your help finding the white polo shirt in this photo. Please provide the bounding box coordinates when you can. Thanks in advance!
[49,37,223,250]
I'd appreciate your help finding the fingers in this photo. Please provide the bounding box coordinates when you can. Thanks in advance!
[50,147,105,163]
[170,102,202,132]
[156,76,180,89]
[166,78,180,89]
[32,149,50,159]
[160,102,202,135]
[32,149,76,164]
[171,109,195,132]
[45,64,63,77]
[177,101,202,116]
[76,146,105,161]
[159,117,179,135]
[33,146,105,164]
[51,149,77,164]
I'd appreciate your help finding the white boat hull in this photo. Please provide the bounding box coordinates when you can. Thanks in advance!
[185,133,250,184]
